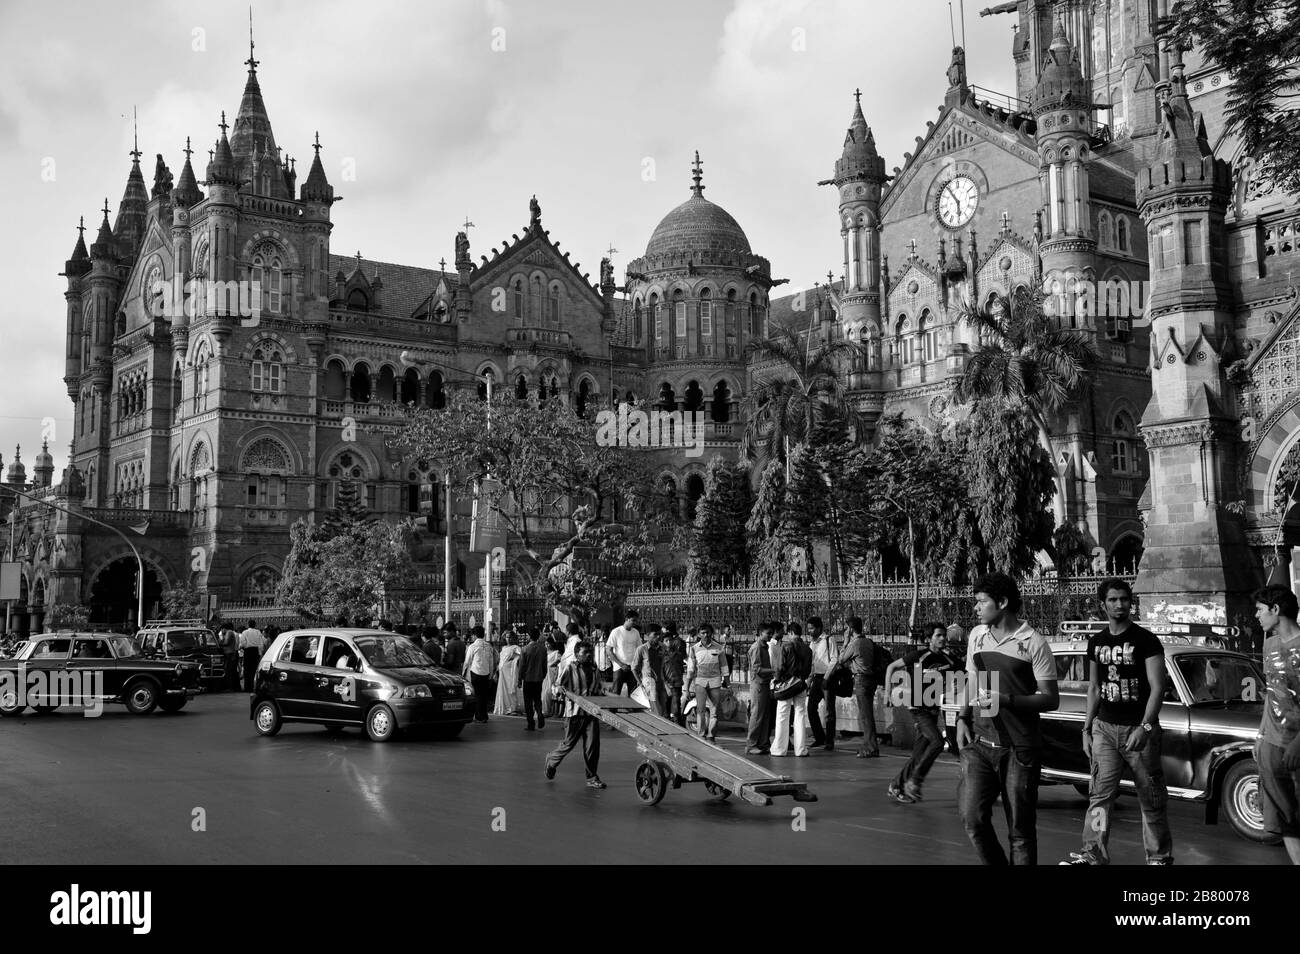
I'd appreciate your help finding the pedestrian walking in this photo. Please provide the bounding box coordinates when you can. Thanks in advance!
[886,622,956,803]
[545,641,606,788]
[957,572,1059,866]
[542,635,563,717]
[746,620,779,754]
[493,633,523,715]
[238,619,266,691]
[661,624,687,726]
[686,622,730,742]
[806,616,838,749]
[218,620,240,692]
[833,616,882,757]
[632,625,667,715]
[442,623,465,673]
[606,610,642,697]
[1252,584,1300,865]
[463,627,498,723]
[1060,578,1172,864]
[770,622,814,757]
[518,627,549,731]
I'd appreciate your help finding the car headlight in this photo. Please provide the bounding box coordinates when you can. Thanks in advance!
[401,684,432,699]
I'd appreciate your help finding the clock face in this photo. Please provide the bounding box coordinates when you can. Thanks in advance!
[937,175,979,228]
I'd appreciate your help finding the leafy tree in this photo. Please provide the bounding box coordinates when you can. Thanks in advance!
[160,582,203,620]
[745,457,788,577]
[740,322,866,465]
[964,401,1057,579]
[1052,522,1092,577]
[393,390,665,621]
[278,486,415,623]
[685,457,753,589]
[954,286,1097,520]
[782,415,872,579]
[1161,0,1300,194]
[855,417,971,628]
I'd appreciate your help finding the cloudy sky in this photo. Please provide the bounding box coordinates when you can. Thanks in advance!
[0,0,1016,479]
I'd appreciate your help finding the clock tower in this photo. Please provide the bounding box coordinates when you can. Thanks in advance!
[822,89,887,377]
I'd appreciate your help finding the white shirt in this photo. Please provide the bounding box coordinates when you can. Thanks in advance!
[238,628,265,652]
[607,625,642,669]
[809,634,838,676]
[465,638,498,677]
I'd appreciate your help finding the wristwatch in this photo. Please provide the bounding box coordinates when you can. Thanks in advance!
[1141,722,1155,732]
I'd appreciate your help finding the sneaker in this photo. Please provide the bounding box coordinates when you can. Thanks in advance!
[903,781,923,802]
[745,746,765,755]
[886,783,901,799]
[1059,851,1100,866]
[545,764,556,780]
[586,777,607,789]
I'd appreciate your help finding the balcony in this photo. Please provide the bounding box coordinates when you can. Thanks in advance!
[507,327,572,349]
[83,507,188,529]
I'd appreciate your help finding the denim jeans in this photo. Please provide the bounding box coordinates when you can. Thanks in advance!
[893,708,944,790]
[959,738,1041,865]
[854,674,878,755]
[1080,720,1174,864]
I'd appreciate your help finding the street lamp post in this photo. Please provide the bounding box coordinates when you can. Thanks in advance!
[399,351,496,629]
[4,485,147,630]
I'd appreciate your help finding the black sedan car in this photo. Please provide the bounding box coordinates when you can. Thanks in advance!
[250,628,475,742]
[0,632,201,716]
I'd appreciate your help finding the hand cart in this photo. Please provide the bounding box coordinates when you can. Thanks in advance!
[567,693,818,807]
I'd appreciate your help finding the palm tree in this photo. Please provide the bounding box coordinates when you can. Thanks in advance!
[740,322,866,465]
[953,285,1099,523]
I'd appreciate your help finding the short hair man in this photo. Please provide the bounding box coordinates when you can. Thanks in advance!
[687,622,730,742]
[545,640,606,788]
[606,610,643,697]
[957,572,1058,865]
[746,620,780,754]
[835,615,882,757]
[886,622,955,802]
[1061,578,1172,865]
[1253,584,1300,865]
[805,616,839,750]
[238,619,266,692]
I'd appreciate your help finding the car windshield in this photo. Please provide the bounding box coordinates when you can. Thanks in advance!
[1176,654,1264,705]
[354,636,429,669]
[111,637,141,658]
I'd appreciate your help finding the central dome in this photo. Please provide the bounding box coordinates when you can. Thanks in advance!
[646,193,752,258]
[644,153,751,259]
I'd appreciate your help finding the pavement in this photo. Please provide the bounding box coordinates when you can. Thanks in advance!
[0,692,1286,865]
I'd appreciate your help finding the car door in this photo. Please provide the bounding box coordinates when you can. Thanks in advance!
[25,638,71,707]
[310,636,364,723]
[1158,655,1198,792]
[1041,650,1092,776]
[65,637,120,702]
[271,633,323,718]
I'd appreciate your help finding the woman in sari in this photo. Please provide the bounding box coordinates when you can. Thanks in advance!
[542,635,563,716]
[493,633,523,715]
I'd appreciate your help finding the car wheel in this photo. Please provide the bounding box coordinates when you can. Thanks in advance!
[431,723,464,740]
[124,681,159,715]
[0,689,25,717]
[254,700,282,737]
[365,704,398,742]
[1221,758,1281,844]
[159,696,187,713]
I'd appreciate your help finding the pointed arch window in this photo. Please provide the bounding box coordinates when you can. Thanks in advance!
[251,254,283,315]
[651,294,663,349]
[251,347,284,393]
[674,290,687,339]
[699,288,713,339]
[192,343,211,413]
[1117,216,1130,254]
[633,299,643,344]
[1111,411,1137,474]
[920,310,938,363]
[549,283,561,325]
[513,279,525,319]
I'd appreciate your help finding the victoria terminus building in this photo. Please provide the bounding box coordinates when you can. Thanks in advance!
[1,1,1297,631]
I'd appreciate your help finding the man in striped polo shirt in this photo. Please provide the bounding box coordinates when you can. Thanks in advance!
[956,572,1059,865]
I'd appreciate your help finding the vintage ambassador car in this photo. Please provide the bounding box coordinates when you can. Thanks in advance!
[135,620,228,689]
[1044,626,1271,844]
[251,628,474,742]
[0,632,202,715]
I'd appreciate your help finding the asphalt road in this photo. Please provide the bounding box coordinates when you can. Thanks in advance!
[0,692,1285,866]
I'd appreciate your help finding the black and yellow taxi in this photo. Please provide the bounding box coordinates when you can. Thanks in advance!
[250,628,474,742]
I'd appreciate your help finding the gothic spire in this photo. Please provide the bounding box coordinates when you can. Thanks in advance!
[173,137,204,207]
[229,15,278,180]
[113,119,149,255]
[300,131,334,203]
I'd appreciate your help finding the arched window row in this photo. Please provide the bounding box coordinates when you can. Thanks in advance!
[889,310,945,366]
[639,286,758,358]
[116,369,148,423]
[113,459,145,509]
[1096,210,1132,254]
[1110,409,1142,475]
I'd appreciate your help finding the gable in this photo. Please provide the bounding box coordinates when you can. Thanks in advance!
[470,229,605,311]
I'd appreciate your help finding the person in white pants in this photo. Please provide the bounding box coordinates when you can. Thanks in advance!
[771,623,814,757]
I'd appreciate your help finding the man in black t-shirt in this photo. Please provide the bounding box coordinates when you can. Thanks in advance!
[885,623,955,802]
[1061,578,1173,865]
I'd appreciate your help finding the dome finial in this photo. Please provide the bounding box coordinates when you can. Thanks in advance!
[691,150,704,197]
[313,131,321,155]
[219,110,229,137]
[130,105,141,163]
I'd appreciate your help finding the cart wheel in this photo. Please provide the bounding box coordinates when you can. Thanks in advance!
[703,780,732,801]
[635,761,670,806]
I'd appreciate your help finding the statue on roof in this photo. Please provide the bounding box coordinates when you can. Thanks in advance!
[600,257,614,288]
[529,194,542,229]
[151,154,173,198]
[455,231,470,268]
[947,46,967,89]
